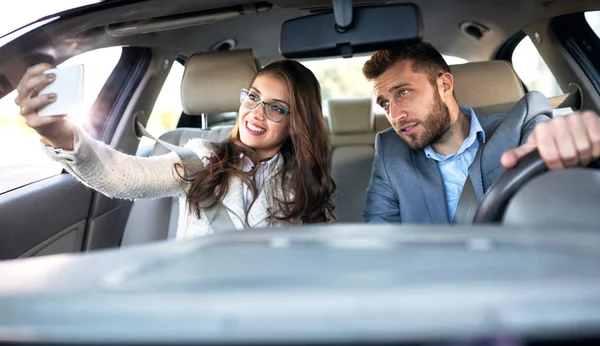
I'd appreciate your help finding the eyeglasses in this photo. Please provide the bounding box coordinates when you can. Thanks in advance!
[240,88,290,123]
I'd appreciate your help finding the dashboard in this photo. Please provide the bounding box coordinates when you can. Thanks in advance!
[1,224,600,345]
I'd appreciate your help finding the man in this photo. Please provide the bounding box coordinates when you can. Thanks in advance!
[362,41,600,224]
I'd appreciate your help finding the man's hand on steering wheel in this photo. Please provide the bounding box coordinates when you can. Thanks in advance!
[501,111,600,170]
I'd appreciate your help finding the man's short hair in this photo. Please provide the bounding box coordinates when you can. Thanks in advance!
[362,42,450,85]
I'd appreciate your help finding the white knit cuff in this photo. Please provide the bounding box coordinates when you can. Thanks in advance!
[40,125,85,163]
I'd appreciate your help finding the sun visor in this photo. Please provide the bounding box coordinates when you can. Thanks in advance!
[279,3,423,59]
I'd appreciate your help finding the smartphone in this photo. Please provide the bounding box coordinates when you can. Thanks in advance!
[37,64,84,117]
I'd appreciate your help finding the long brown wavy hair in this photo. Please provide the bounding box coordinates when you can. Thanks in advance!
[176,59,336,224]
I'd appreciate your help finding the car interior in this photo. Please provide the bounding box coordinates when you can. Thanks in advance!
[1,0,600,344]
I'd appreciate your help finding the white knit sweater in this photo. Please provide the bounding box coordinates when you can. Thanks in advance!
[42,126,298,239]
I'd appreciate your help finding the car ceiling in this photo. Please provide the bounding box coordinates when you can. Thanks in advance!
[16,0,600,65]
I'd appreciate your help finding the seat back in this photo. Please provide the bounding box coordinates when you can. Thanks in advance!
[327,98,376,223]
[450,60,525,115]
[121,49,259,246]
[181,49,260,116]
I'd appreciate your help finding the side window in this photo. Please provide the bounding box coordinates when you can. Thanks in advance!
[0,47,122,194]
[512,36,563,98]
[137,60,184,155]
[512,36,571,116]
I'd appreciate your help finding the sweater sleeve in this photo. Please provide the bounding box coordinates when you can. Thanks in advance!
[42,125,211,200]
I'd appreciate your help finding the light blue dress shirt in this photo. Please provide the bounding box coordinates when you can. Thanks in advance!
[424,106,485,222]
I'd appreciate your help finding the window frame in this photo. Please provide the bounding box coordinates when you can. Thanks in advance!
[552,12,600,95]
[90,46,153,143]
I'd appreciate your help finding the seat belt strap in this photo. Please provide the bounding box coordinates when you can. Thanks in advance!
[204,206,239,233]
[135,120,199,162]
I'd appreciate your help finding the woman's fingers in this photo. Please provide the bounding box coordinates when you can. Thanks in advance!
[15,63,56,105]
[20,93,57,118]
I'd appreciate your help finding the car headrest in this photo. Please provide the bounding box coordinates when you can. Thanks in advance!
[327,98,374,134]
[181,49,260,115]
[450,60,525,115]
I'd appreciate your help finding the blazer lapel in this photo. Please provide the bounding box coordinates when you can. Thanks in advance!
[478,92,553,192]
[411,150,449,222]
[467,143,486,202]
[475,113,504,189]
[220,175,246,228]
[247,188,271,228]
[482,122,510,191]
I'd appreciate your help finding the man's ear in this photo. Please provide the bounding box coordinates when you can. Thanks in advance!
[440,72,454,94]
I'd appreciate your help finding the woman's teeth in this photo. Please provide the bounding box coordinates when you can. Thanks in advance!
[248,122,266,133]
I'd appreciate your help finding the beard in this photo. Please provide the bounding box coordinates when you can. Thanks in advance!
[394,90,453,151]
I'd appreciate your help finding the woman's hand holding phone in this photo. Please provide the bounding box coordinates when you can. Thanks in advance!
[14,63,84,150]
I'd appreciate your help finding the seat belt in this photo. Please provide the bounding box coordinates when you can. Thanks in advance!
[204,206,239,232]
[135,121,199,163]
[135,120,238,233]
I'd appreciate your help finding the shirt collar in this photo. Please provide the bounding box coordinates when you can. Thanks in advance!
[424,106,485,161]
[241,152,280,173]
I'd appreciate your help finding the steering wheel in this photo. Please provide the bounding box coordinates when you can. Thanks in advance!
[473,150,549,224]
[473,150,600,223]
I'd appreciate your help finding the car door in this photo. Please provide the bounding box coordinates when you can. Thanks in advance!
[0,46,127,259]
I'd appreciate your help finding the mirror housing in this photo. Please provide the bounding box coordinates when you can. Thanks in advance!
[279,3,423,59]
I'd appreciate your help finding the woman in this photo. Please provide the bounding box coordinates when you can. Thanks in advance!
[15,59,336,238]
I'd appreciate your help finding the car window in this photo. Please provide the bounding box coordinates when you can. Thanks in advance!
[0,46,122,194]
[302,54,468,115]
[512,36,563,98]
[302,56,372,100]
[511,36,572,116]
[585,10,600,37]
[137,60,184,155]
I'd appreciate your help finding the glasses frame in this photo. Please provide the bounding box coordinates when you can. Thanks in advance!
[239,88,290,123]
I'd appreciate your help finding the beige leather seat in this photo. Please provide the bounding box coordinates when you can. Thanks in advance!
[327,98,376,222]
[450,60,525,115]
[121,49,259,245]
[330,60,525,223]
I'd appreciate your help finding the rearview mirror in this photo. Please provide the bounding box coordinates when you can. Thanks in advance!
[279,3,423,59]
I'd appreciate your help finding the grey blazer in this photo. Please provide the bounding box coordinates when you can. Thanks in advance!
[363,91,552,224]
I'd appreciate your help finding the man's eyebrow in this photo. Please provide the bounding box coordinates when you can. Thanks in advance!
[388,83,411,93]
[375,82,412,105]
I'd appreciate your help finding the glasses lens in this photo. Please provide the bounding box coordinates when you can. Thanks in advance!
[240,89,248,104]
[264,103,289,122]
[240,89,261,110]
